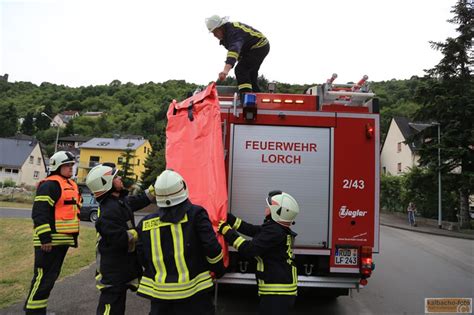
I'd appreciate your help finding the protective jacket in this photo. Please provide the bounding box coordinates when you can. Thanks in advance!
[32,175,81,247]
[224,215,298,296]
[95,190,151,291]
[220,22,269,67]
[137,199,225,301]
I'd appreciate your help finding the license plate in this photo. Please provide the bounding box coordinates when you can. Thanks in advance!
[335,248,358,265]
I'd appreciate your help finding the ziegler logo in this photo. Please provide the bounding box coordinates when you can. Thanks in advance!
[339,206,367,218]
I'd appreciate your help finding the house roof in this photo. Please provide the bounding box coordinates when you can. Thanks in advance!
[0,138,38,168]
[393,116,430,151]
[58,135,91,142]
[83,111,103,116]
[61,110,79,116]
[8,134,36,141]
[80,137,147,150]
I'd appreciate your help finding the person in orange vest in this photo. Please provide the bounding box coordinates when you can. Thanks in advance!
[205,15,270,102]
[24,151,80,315]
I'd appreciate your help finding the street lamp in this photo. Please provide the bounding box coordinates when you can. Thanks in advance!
[430,122,442,229]
[41,112,60,153]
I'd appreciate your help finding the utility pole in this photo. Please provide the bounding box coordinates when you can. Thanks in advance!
[41,112,60,153]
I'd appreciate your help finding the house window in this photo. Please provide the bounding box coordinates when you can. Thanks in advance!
[37,157,41,165]
[29,156,34,164]
[397,142,402,153]
[397,163,402,173]
[5,168,11,173]
[137,159,140,166]
[89,156,100,168]
[382,167,386,174]
[144,147,146,153]
[12,169,19,174]
[33,171,39,179]
[118,157,123,165]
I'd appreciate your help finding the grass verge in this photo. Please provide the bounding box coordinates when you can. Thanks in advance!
[0,218,96,309]
[0,201,33,209]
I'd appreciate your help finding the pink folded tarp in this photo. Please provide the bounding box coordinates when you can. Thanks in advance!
[165,82,228,266]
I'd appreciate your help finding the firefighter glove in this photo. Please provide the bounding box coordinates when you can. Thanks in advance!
[218,221,231,235]
[145,185,156,199]
[127,229,138,252]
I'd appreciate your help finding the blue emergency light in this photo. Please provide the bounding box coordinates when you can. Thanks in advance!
[243,93,257,120]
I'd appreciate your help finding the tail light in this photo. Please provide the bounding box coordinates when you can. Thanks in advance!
[360,246,373,278]
[366,123,374,138]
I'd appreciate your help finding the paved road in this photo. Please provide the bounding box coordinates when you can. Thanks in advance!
[0,207,148,226]
[1,211,473,314]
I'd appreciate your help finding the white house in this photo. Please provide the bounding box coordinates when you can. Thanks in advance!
[0,138,48,186]
[380,117,430,175]
[52,110,80,127]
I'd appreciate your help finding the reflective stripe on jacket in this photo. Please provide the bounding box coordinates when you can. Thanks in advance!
[220,22,269,67]
[45,175,80,234]
[137,200,224,301]
[224,217,298,296]
[33,175,80,245]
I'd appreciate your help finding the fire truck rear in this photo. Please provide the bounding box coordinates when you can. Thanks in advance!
[218,74,379,296]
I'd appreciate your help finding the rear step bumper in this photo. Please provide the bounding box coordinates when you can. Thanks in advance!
[218,273,362,289]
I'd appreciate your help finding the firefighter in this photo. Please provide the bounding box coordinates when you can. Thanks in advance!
[205,15,270,101]
[85,163,155,315]
[136,170,225,315]
[24,151,80,315]
[218,190,300,315]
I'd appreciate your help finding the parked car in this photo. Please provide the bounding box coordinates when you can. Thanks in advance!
[80,194,99,223]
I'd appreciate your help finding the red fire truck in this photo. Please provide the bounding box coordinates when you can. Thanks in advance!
[217,75,379,296]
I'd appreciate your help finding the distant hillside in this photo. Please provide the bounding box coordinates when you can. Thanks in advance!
[0,77,422,152]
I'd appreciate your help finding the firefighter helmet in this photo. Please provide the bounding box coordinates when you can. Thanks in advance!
[154,170,189,207]
[266,191,300,227]
[85,164,118,199]
[205,15,229,32]
[48,151,75,172]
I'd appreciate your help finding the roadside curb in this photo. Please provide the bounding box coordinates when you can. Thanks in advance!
[0,207,31,210]
[381,223,474,240]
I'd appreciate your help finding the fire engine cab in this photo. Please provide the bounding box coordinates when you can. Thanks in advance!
[217,74,379,296]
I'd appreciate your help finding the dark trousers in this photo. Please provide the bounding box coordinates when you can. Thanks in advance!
[24,246,69,315]
[97,288,127,315]
[259,295,295,315]
[235,44,270,94]
[149,292,215,315]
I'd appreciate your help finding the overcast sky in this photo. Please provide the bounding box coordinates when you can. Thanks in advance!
[1,0,458,87]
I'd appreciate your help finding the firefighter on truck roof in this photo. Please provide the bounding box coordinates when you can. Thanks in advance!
[24,151,81,315]
[205,14,270,103]
[136,170,225,315]
[218,191,300,315]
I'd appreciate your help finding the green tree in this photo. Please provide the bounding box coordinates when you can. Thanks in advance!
[414,0,473,228]
[35,104,53,130]
[63,119,75,136]
[0,104,18,137]
[21,112,35,135]
[380,174,404,212]
[119,149,136,188]
[140,148,166,189]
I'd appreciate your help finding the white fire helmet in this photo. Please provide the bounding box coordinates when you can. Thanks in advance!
[48,151,75,172]
[154,170,189,208]
[266,191,300,227]
[205,15,229,32]
[85,164,118,199]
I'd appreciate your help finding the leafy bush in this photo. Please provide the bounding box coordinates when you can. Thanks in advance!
[381,167,459,221]
[1,179,16,188]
